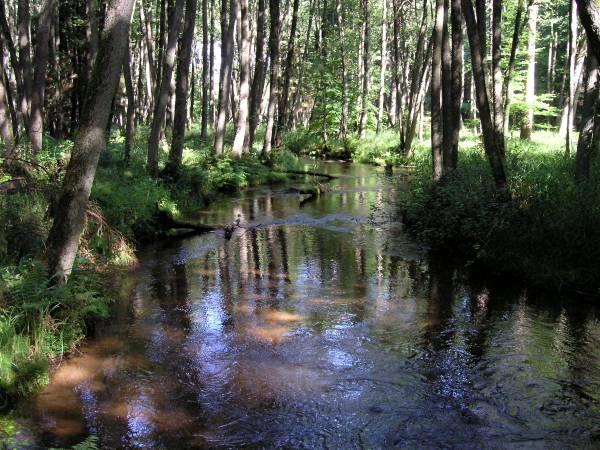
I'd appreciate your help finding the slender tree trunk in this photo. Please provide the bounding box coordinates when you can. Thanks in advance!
[547,20,557,93]
[29,0,54,154]
[358,0,370,138]
[0,61,15,160]
[147,0,185,174]
[200,0,210,141]
[46,0,136,285]
[336,0,349,138]
[168,0,197,171]
[566,0,578,156]
[290,0,315,131]
[214,0,239,154]
[520,2,538,140]
[140,1,156,99]
[209,0,216,127]
[262,0,281,155]
[431,0,444,181]
[232,0,250,155]
[124,38,135,162]
[448,0,463,168]
[575,46,599,181]
[377,0,388,133]
[491,0,504,154]
[0,0,23,134]
[275,0,300,146]
[248,0,266,151]
[18,0,32,130]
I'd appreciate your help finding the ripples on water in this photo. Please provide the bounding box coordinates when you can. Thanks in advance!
[6,162,600,448]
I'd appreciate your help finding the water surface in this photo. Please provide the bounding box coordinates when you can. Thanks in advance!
[6,161,600,448]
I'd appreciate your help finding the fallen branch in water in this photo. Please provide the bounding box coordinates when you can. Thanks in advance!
[277,169,339,180]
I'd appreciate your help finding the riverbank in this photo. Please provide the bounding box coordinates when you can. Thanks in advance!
[0,127,304,407]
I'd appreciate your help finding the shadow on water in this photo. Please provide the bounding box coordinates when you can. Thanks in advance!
[7,162,600,448]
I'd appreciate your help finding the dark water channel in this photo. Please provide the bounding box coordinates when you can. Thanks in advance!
[6,161,600,448]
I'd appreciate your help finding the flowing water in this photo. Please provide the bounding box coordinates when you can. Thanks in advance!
[4,161,600,448]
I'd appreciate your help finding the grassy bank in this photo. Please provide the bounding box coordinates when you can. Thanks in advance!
[398,131,600,293]
[0,126,299,406]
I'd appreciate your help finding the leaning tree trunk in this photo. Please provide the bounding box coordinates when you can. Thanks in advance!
[248,0,267,151]
[46,0,136,285]
[29,0,54,154]
[147,0,185,174]
[214,0,238,155]
[169,0,198,171]
[576,0,600,63]
[520,2,538,140]
[262,0,281,155]
[232,0,251,156]
[575,46,599,181]
[376,0,388,133]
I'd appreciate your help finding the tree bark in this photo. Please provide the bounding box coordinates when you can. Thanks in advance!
[214,0,238,154]
[520,2,538,140]
[0,60,15,160]
[232,0,251,155]
[18,0,32,131]
[123,37,135,162]
[336,0,349,138]
[262,0,281,155]
[566,0,578,156]
[200,0,210,141]
[576,0,600,63]
[248,0,267,151]
[29,0,54,154]
[431,0,444,181]
[147,0,185,174]
[46,0,136,285]
[377,0,388,133]
[575,46,599,181]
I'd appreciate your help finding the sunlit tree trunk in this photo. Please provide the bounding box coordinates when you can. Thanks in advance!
[248,0,266,151]
[46,0,136,285]
[431,0,444,181]
[575,46,599,181]
[520,2,537,140]
[377,0,388,133]
[358,0,370,138]
[200,0,210,141]
[336,0,349,138]
[576,0,600,62]
[0,62,15,161]
[18,0,32,130]
[147,0,185,174]
[233,0,251,156]
[565,0,578,156]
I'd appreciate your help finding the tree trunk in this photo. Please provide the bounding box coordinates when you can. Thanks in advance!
[29,0,54,154]
[168,0,197,171]
[358,0,370,138]
[0,0,24,134]
[448,0,463,169]
[214,0,238,155]
[46,0,135,285]
[431,0,444,181]
[147,0,185,174]
[0,61,15,160]
[576,0,600,63]
[275,0,300,146]
[462,0,507,190]
[248,0,267,151]
[232,0,251,156]
[520,2,537,140]
[547,20,557,93]
[123,38,135,162]
[86,0,99,78]
[377,0,388,133]
[18,0,32,130]
[336,0,349,138]
[262,0,281,155]
[200,0,210,141]
[566,0,578,156]
[575,46,599,181]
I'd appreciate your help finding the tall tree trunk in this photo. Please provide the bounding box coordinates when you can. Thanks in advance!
[575,46,599,181]
[214,0,238,154]
[200,0,210,141]
[547,19,557,93]
[491,0,504,154]
[336,0,349,138]
[29,0,54,154]
[209,0,216,127]
[168,0,197,171]
[275,0,299,146]
[431,0,444,181]
[462,0,507,190]
[576,0,600,63]
[248,0,267,151]
[566,0,578,156]
[358,0,370,138]
[448,0,463,169]
[0,0,23,134]
[18,0,32,131]
[0,60,15,161]
[86,0,99,77]
[232,0,250,155]
[147,0,185,174]
[377,0,388,133]
[46,0,136,285]
[262,0,281,155]
[520,2,538,140]
[140,1,156,105]
[123,38,135,162]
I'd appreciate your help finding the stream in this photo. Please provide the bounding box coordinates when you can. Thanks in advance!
[4,161,600,448]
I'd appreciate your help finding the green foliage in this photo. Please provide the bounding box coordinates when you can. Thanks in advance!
[400,133,600,291]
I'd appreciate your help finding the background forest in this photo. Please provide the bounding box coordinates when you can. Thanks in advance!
[1,0,600,408]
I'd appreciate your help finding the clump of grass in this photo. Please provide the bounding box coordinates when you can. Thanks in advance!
[400,132,600,292]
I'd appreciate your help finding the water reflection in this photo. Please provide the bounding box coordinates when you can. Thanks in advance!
[10,163,600,448]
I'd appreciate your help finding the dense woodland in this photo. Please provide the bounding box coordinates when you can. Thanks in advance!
[2,0,600,407]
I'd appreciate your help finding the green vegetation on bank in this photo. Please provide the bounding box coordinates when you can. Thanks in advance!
[0,127,298,406]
